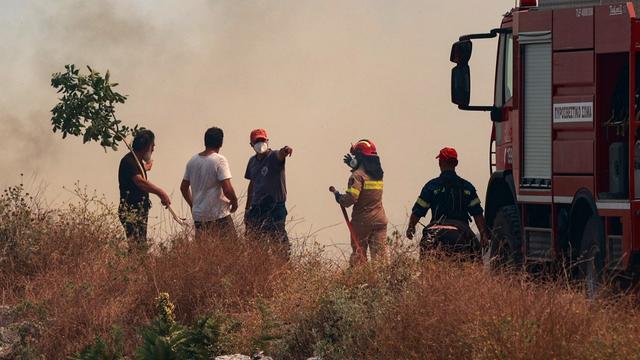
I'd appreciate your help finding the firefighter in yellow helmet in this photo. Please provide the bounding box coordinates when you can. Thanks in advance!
[333,139,388,265]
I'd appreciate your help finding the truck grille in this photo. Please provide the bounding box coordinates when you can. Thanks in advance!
[525,227,553,261]
[607,235,624,270]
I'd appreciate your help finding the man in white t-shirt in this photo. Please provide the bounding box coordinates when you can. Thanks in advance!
[180,127,239,240]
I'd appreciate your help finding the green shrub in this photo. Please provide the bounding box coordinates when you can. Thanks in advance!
[71,293,226,360]
[135,293,224,360]
[247,300,284,354]
[69,327,126,360]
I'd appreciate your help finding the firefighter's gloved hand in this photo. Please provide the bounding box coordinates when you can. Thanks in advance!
[406,226,416,240]
[334,191,342,204]
[343,154,355,168]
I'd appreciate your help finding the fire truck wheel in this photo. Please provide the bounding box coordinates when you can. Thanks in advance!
[485,205,522,271]
[578,215,605,298]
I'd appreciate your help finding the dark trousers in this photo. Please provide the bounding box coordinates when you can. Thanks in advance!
[419,219,479,259]
[118,204,149,253]
[246,202,290,257]
[194,215,237,241]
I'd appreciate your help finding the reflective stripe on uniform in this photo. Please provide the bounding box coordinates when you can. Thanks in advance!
[468,197,481,207]
[346,187,361,198]
[464,190,471,195]
[416,197,429,209]
[363,180,384,190]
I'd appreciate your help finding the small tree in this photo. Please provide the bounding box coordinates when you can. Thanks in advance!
[50,65,184,224]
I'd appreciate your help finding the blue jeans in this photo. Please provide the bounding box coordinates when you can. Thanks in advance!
[246,202,290,255]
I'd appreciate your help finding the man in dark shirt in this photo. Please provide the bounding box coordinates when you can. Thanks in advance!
[118,129,171,253]
[244,128,293,255]
[406,147,489,257]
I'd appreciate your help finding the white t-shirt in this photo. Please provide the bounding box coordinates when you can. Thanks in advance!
[183,153,233,222]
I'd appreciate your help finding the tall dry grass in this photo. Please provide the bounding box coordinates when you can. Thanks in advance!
[2,183,640,359]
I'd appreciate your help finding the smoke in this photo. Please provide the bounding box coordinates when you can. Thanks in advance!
[0,111,54,170]
[0,0,512,252]
[0,0,155,178]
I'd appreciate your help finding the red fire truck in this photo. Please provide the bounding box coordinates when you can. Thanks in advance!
[450,0,640,290]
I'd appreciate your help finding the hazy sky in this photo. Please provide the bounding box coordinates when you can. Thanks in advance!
[0,0,513,255]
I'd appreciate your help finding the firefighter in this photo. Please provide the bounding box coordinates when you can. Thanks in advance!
[405,147,489,258]
[334,139,388,265]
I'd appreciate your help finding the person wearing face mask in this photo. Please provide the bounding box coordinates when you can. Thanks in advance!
[118,129,172,253]
[244,128,293,257]
[333,139,388,266]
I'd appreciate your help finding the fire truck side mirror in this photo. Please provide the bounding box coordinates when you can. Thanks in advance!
[450,40,472,64]
[490,107,504,122]
[451,64,471,107]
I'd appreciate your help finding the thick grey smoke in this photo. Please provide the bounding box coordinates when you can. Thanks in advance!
[0,0,512,253]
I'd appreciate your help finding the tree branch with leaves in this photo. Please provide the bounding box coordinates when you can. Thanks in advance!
[50,64,185,225]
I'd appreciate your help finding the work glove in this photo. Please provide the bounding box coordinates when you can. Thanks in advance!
[406,226,416,240]
[334,191,342,204]
[343,154,356,169]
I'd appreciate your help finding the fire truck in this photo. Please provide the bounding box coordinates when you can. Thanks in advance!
[450,0,640,290]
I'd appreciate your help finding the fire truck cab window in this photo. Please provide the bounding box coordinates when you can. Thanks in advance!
[504,34,513,101]
[495,33,513,108]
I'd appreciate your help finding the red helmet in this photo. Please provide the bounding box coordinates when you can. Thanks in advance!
[350,139,378,156]
[436,147,458,161]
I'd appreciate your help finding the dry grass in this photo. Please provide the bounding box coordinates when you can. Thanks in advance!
[2,185,640,359]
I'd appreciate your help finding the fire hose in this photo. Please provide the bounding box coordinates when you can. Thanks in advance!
[124,139,187,226]
[329,186,365,261]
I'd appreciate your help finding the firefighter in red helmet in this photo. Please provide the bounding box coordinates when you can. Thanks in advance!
[406,147,489,259]
[334,139,388,265]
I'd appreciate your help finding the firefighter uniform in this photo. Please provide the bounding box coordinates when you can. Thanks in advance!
[411,170,483,253]
[339,168,388,265]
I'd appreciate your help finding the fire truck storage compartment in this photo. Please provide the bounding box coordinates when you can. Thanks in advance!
[596,53,629,199]
[609,142,628,196]
[521,32,552,188]
[606,217,623,270]
[523,204,553,260]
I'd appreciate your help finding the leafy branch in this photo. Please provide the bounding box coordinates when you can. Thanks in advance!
[50,64,141,151]
[50,64,186,225]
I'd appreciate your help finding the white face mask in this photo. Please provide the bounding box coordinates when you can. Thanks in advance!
[142,151,152,162]
[349,157,359,169]
[253,141,268,154]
